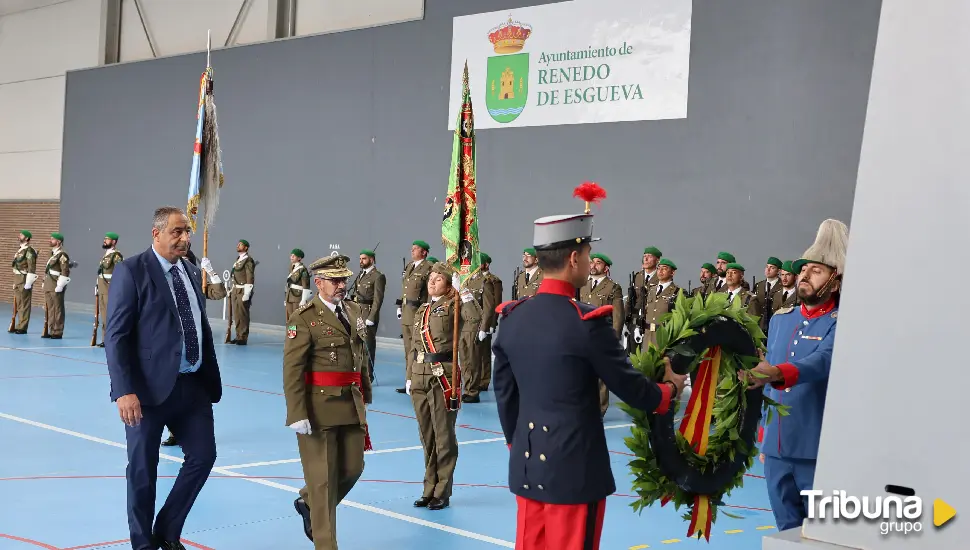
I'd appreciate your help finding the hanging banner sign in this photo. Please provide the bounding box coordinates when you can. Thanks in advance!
[447,0,692,130]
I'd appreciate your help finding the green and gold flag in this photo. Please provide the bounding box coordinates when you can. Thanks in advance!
[442,61,481,287]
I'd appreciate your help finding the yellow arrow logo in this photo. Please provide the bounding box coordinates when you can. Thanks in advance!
[934,499,956,527]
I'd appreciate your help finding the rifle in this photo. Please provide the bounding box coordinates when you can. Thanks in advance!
[348,241,380,301]
[511,267,520,300]
[42,299,49,338]
[91,284,99,346]
[8,295,16,333]
[396,257,406,337]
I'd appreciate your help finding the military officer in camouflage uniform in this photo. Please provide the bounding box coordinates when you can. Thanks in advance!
[407,262,481,510]
[772,260,800,312]
[578,252,625,416]
[284,255,372,549]
[396,240,433,394]
[9,230,37,334]
[514,248,543,298]
[285,249,312,319]
[229,239,256,345]
[95,232,123,346]
[641,259,681,348]
[691,262,716,298]
[750,257,784,332]
[42,232,71,339]
[473,253,502,392]
[351,249,385,375]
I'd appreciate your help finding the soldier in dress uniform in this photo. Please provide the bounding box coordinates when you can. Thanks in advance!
[396,240,433,394]
[578,252,625,417]
[351,249,386,377]
[284,254,372,549]
[742,219,847,532]
[492,202,687,550]
[9,230,37,335]
[708,252,750,293]
[750,257,784,332]
[42,232,71,339]
[407,262,480,510]
[632,246,661,323]
[691,262,716,298]
[460,252,499,403]
[641,258,680,348]
[95,232,123,346]
[722,263,756,312]
[474,253,502,392]
[515,248,543,298]
[772,261,799,312]
[229,239,256,345]
[285,249,312,319]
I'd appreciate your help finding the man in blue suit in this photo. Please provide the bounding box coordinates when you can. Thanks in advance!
[742,219,848,531]
[105,206,222,550]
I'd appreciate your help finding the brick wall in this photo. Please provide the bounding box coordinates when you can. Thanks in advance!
[0,201,61,307]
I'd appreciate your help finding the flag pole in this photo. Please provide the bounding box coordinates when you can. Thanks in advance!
[201,29,212,294]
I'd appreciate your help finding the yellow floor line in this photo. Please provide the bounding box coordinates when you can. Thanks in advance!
[661,539,681,544]
[629,545,650,550]
[756,525,777,530]
[724,529,744,534]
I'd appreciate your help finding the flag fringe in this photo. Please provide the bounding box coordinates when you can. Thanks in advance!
[200,92,224,229]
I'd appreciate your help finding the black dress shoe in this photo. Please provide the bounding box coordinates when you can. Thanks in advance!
[49,335,62,340]
[396,387,407,394]
[413,496,433,508]
[235,340,247,346]
[294,497,312,541]
[462,395,480,403]
[161,434,178,447]
[40,334,50,339]
[159,541,187,550]
[96,342,105,348]
[14,329,27,335]
[428,497,450,510]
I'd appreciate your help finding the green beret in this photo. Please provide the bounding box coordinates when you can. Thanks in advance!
[360,249,375,258]
[781,260,795,274]
[590,253,612,266]
[239,239,250,247]
[480,252,492,264]
[725,262,745,272]
[291,248,304,258]
[701,262,716,273]
[20,230,32,239]
[426,256,439,264]
[105,232,119,240]
[717,252,736,263]
[50,232,64,242]
[643,246,662,257]
[523,247,537,256]
[792,259,808,275]
[412,240,430,251]
[766,256,782,268]
[658,258,677,270]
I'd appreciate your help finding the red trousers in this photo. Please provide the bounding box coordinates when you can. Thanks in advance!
[515,496,606,550]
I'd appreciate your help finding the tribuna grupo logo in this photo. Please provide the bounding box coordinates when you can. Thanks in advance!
[803,490,957,536]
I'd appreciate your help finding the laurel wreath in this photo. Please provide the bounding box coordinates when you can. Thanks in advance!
[619,291,790,537]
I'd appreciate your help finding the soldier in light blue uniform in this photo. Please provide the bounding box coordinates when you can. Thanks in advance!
[742,219,848,531]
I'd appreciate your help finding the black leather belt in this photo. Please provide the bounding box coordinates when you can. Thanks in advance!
[355,298,374,305]
[414,350,453,363]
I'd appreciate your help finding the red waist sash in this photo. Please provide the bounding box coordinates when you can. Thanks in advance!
[304,371,362,386]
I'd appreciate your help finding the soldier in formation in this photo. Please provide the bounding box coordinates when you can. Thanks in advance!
[463,252,502,397]
[351,249,386,379]
[284,254,372,549]
[94,232,123,347]
[42,232,71,339]
[285,248,312,318]
[691,262,716,298]
[640,258,680,348]
[396,240,432,394]
[750,257,783,332]
[227,239,256,345]
[406,262,480,510]
[773,260,800,311]
[514,247,542,298]
[9,230,37,335]
[578,252,624,416]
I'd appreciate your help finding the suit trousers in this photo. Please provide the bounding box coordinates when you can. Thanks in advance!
[45,290,65,336]
[124,373,216,550]
[477,333,493,390]
[231,291,251,342]
[515,496,606,550]
[764,456,817,531]
[13,284,31,331]
[297,425,365,550]
[410,366,459,499]
[458,331,481,398]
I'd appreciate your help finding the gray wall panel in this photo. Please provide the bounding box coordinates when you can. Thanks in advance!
[61,0,881,336]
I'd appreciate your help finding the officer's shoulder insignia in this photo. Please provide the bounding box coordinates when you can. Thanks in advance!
[775,306,795,315]
[579,304,613,321]
[297,301,315,314]
[497,297,529,317]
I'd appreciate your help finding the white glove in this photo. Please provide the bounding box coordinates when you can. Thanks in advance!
[288,419,312,435]
[460,289,474,303]
[242,283,254,302]
[300,289,313,305]
[478,330,487,341]
[365,319,375,326]
[55,275,70,293]
[200,257,216,275]
[397,307,402,319]
[405,380,412,395]
[24,273,37,290]
[451,273,461,288]
[634,327,643,344]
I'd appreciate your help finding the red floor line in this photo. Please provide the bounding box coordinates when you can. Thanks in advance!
[62,538,130,549]
[0,533,59,549]
[0,373,109,380]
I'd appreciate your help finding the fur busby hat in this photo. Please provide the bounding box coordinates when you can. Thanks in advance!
[793,219,849,275]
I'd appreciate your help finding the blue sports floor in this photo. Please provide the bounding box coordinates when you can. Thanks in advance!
[0,306,777,549]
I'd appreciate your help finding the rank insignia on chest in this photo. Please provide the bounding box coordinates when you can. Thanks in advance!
[432,306,446,315]
[329,351,338,361]
[356,317,365,331]
[287,325,297,339]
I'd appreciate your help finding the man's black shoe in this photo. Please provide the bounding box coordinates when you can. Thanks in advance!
[396,387,407,394]
[413,496,433,508]
[294,497,312,541]
[461,395,480,403]
[159,541,186,550]
[428,497,450,510]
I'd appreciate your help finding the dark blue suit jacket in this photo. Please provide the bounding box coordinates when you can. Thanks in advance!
[105,246,222,407]
[492,279,672,505]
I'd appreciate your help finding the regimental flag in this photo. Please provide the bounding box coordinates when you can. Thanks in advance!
[187,66,225,235]
[442,61,481,287]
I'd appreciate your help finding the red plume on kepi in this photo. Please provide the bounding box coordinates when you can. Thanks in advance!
[573,181,607,214]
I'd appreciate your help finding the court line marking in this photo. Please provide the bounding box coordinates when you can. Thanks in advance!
[0,411,515,548]
[218,423,634,470]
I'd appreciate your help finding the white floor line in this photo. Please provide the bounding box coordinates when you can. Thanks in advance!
[0,345,106,351]
[0,411,514,548]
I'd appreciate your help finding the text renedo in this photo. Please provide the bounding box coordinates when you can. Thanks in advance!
[535,42,643,106]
